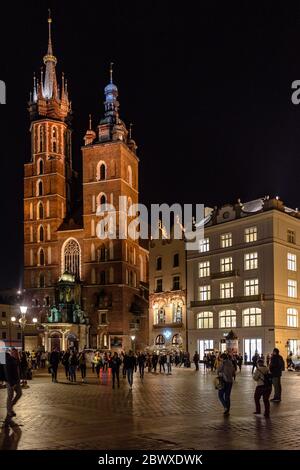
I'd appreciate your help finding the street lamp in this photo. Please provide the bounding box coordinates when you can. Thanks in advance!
[130,335,136,353]
[10,307,38,351]
[19,305,28,351]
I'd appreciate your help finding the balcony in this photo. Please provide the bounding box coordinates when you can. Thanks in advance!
[190,293,264,308]
[210,269,239,280]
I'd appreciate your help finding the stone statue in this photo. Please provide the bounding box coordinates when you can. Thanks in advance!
[48,307,62,323]
[73,304,89,324]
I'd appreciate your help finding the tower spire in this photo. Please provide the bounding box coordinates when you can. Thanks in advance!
[110,62,114,84]
[43,10,58,99]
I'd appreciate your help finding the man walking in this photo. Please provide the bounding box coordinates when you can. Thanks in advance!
[49,348,60,383]
[111,352,121,389]
[4,348,22,423]
[217,353,234,415]
[137,352,146,379]
[124,350,136,389]
[193,351,200,371]
[269,348,285,402]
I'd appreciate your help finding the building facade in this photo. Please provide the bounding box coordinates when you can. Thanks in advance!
[23,16,149,352]
[149,234,186,351]
[187,197,300,360]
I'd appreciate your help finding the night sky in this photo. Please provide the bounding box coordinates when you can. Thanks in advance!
[1,1,300,289]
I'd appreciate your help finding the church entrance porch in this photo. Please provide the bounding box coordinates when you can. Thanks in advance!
[42,323,90,352]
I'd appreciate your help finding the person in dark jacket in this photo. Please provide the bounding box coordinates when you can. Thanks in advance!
[124,351,136,389]
[137,352,146,379]
[217,353,235,415]
[4,349,22,421]
[111,352,121,389]
[269,348,285,402]
[49,348,60,383]
[193,351,200,371]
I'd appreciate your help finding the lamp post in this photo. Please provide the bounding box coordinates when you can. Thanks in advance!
[130,335,136,354]
[10,307,38,352]
[19,305,28,352]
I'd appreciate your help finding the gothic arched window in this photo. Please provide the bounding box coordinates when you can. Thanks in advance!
[38,202,44,220]
[37,180,43,196]
[38,159,44,175]
[100,163,106,180]
[39,125,44,153]
[39,225,44,242]
[52,126,58,153]
[96,161,107,181]
[62,238,81,279]
[39,248,45,266]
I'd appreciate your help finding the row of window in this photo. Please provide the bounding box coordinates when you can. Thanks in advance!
[199,227,257,252]
[197,307,299,329]
[198,278,299,300]
[155,276,180,292]
[198,279,259,300]
[199,252,297,277]
[199,227,297,253]
[95,161,133,187]
[156,253,180,271]
[28,201,64,220]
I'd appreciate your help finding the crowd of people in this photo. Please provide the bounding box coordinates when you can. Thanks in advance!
[0,344,288,424]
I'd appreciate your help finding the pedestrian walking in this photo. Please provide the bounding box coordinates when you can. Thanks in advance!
[111,352,121,389]
[62,349,70,380]
[253,358,272,418]
[137,352,146,379]
[4,348,22,423]
[69,351,78,382]
[193,351,199,371]
[269,348,285,402]
[124,350,136,389]
[49,348,60,383]
[79,351,87,383]
[166,352,172,374]
[217,353,235,415]
[252,352,259,374]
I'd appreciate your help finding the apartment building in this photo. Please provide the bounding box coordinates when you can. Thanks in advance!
[187,197,300,360]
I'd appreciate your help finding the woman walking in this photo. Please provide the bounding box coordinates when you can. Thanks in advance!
[253,358,272,418]
[79,351,87,383]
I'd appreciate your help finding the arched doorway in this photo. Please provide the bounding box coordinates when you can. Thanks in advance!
[50,332,62,351]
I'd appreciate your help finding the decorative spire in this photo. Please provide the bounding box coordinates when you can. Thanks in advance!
[110,62,114,84]
[102,62,119,124]
[33,73,37,102]
[89,114,92,130]
[43,10,58,99]
[129,122,133,140]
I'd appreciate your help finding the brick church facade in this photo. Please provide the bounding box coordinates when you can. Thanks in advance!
[23,15,149,352]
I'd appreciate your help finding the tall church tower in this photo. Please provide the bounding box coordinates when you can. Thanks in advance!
[82,64,149,351]
[24,13,72,304]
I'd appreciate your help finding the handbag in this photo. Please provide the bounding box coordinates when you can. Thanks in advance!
[214,376,224,390]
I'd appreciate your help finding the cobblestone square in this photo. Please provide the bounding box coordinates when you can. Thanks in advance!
[1,365,300,450]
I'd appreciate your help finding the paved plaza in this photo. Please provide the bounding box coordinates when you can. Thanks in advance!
[1,365,300,450]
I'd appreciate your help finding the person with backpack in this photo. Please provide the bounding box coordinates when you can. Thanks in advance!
[253,358,272,418]
[269,348,285,402]
[217,353,235,415]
